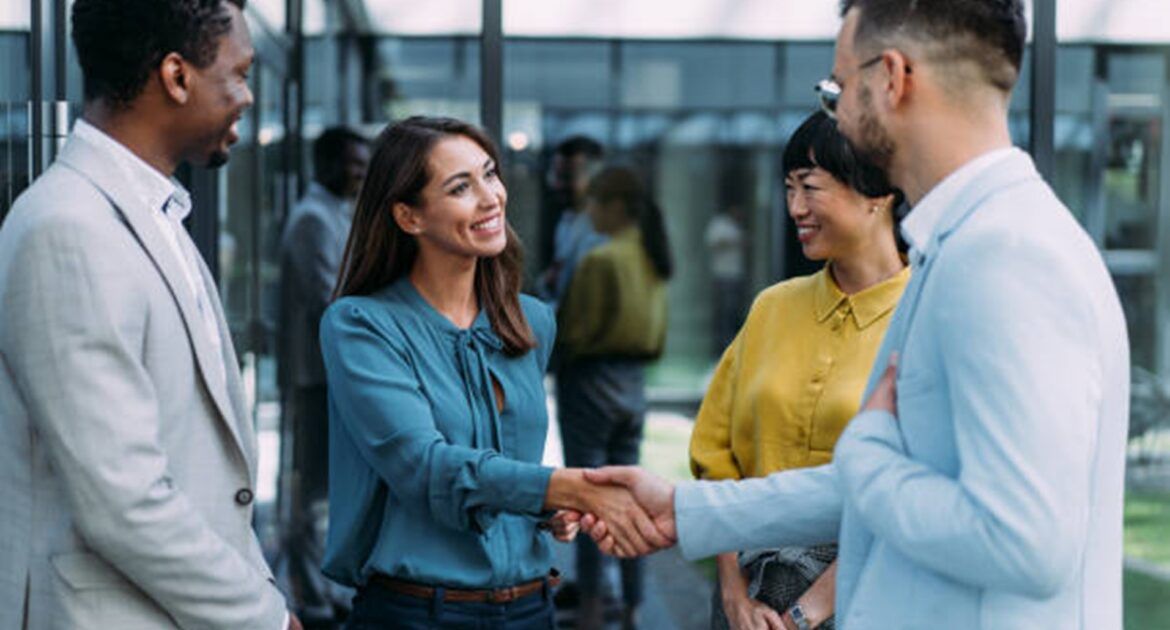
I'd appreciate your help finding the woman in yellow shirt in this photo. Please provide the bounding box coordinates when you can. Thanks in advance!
[558,166,672,629]
[689,111,909,630]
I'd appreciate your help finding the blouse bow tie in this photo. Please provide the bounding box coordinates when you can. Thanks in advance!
[454,326,505,451]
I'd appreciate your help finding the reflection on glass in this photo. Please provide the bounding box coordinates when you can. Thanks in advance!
[221,72,259,350]
[1116,275,1157,371]
[376,38,481,123]
[1104,117,1161,250]
[1,30,30,221]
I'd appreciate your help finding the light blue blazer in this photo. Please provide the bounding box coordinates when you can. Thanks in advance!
[675,151,1130,629]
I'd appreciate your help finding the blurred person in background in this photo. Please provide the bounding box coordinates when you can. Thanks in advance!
[319,117,671,629]
[537,136,607,306]
[278,126,370,628]
[556,166,673,629]
[703,204,748,357]
[690,110,907,630]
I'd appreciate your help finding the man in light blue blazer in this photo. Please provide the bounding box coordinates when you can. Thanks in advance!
[582,1,1130,628]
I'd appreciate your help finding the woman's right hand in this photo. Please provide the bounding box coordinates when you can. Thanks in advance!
[723,591,786,630]
[718,553,786,630]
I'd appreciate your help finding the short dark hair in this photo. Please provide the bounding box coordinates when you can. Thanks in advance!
[72,0,246,106]
[554,135,604,161]
[783,111,907,251]
[313,126,367,180]
[840,0,1026,92]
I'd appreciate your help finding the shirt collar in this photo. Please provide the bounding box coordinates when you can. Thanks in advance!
[72,118,191,221]
[814,264,912,329]
[900,146,1020,265]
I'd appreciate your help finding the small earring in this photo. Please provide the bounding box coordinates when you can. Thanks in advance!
[871,206,880,214]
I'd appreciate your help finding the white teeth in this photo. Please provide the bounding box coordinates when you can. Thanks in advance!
[472,216,501,231]
[797,226,817,236]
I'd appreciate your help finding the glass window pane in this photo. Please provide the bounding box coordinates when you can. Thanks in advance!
[781,43,833,108]
[376,38,481,123]
[1099,53,1165,250]
[1,28,30,221]
[505,40,610,109]
[620,42,776,110]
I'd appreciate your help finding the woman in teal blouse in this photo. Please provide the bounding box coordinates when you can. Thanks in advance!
[319,117,671,629]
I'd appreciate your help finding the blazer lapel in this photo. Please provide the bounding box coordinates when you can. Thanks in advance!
[864,151,1044,398]
[55,133,252,471]
[188,239,258,475]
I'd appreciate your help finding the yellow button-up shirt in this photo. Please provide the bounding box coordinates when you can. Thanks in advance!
[689,265,910,480]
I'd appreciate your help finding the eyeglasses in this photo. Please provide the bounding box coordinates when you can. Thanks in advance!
[815,54,885,119]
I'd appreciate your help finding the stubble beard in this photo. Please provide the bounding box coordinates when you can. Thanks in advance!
[853,84,897,176]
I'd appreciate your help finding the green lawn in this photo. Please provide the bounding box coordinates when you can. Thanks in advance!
[1126,569,1170,629]
[639,413,696,483]
[1125,491,1170,567]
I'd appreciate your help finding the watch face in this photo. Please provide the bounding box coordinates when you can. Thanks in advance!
[789,604,811,630]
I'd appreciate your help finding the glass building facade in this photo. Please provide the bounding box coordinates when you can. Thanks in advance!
[2,0,1169,624]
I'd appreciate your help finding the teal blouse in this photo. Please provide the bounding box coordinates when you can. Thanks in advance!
[319,277,557,589]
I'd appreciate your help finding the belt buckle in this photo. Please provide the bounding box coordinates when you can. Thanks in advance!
[486,586,513,604]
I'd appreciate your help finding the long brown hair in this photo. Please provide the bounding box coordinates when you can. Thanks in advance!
[333,116,536,356]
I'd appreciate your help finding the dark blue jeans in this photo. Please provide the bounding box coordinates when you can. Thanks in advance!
[344,581,556,630]
[555,359,646,608]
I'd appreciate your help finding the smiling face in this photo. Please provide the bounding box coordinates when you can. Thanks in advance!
[786,165,888,262]
[396,134,509,260]
[181,3,254,168]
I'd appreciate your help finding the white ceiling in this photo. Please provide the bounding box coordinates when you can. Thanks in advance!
[1,1,1165,44]
[356,0,1170,44]
[0,2,31,30]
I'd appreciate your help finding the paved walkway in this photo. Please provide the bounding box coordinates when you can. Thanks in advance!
[549,538,711,630]
[543,395,714,629]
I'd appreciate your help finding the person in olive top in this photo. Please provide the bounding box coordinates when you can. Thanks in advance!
[556,166,672,629]
[319,117,672,629]
[688,111,908,630]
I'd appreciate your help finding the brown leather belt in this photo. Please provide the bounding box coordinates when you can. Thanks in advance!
[371,572,561,604]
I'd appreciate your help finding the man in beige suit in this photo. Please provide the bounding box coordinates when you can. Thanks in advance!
[0,1,298,628]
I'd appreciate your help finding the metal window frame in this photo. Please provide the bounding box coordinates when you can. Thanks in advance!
[480,0,503,143]
[1030,0,1056,181]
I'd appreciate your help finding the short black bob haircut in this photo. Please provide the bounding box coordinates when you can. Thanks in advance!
[782,110,902,207]
[72,0,247,107]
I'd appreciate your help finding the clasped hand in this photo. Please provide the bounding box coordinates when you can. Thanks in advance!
[545,467,676,558]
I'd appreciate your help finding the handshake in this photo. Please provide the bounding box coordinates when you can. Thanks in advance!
[543,466,677,558]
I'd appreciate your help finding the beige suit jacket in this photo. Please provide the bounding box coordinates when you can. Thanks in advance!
[0,131,287,629]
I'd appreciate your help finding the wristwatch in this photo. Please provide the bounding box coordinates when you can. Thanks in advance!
[787,603,812,630]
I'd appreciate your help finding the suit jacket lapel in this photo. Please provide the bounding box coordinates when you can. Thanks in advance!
[55,133,253,473]
[864,152,1043,399]
[188,240,258,474]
